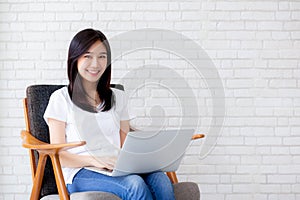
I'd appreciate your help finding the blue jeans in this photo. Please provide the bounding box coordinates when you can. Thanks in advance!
[67,169,175,200]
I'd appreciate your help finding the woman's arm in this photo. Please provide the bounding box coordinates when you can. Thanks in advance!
[48,118,115,170]
[120,120,130,147]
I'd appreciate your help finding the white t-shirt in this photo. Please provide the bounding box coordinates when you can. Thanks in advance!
[43,86,129,184]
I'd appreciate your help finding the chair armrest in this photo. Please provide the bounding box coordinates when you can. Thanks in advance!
[192,134,205,140]
[21,130,86,154]
[129,127,205,140]
[21,130,77,199]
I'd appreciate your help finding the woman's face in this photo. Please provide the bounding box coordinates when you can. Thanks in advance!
[77,40,108,85]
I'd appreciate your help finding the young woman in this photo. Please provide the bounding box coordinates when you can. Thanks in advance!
[43,28,175,200]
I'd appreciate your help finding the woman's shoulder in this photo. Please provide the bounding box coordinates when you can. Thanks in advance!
[50,86,69,101]
[111,87,127,105]
[111,87,126,98]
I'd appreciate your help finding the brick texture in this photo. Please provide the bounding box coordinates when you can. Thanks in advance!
[0,0,300,199]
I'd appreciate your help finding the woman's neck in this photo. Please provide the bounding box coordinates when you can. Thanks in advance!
[82,81,101,105]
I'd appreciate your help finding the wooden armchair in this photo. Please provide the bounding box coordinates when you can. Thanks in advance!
[21,84,204,200]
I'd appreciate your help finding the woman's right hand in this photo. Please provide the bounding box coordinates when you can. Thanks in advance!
[90,156,117,171]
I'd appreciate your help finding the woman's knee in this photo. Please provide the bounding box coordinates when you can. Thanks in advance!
[144,172,175,200]
[123,175,153,200]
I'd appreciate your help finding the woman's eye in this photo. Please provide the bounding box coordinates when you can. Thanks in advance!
[84,55,91,59]
[99,55,107,59]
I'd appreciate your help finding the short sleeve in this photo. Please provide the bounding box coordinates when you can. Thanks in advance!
[112,88,130,121]
[43,88,68,124]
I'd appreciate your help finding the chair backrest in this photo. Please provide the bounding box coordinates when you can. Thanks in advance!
[26,85,64,198]
[25,84,124,198]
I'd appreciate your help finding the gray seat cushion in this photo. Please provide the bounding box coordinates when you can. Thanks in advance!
[41,182,199,200]
[174,182,200,200]
[40,192,120,200]
[71,192,121,200]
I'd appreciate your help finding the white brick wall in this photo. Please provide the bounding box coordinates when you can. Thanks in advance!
[0,0,300,199]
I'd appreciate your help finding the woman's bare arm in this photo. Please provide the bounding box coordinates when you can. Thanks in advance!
[47,118,115,170]
[120,120,130,147]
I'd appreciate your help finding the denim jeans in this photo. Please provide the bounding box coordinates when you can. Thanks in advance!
[67,168,175,200]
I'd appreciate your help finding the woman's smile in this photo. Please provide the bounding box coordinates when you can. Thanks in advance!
[86,69,101,76]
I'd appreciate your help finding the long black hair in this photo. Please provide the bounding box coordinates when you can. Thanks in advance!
[67,28,114,112]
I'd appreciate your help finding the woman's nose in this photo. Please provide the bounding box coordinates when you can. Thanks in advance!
[90,57,98,68]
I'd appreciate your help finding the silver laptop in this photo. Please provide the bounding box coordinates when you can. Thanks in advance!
[111,129,195,177]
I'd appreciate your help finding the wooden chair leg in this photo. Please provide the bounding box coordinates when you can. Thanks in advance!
[166,171,179,184]
[28,149,37,182]
[30,153,47,200]
[50,154,69,200]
